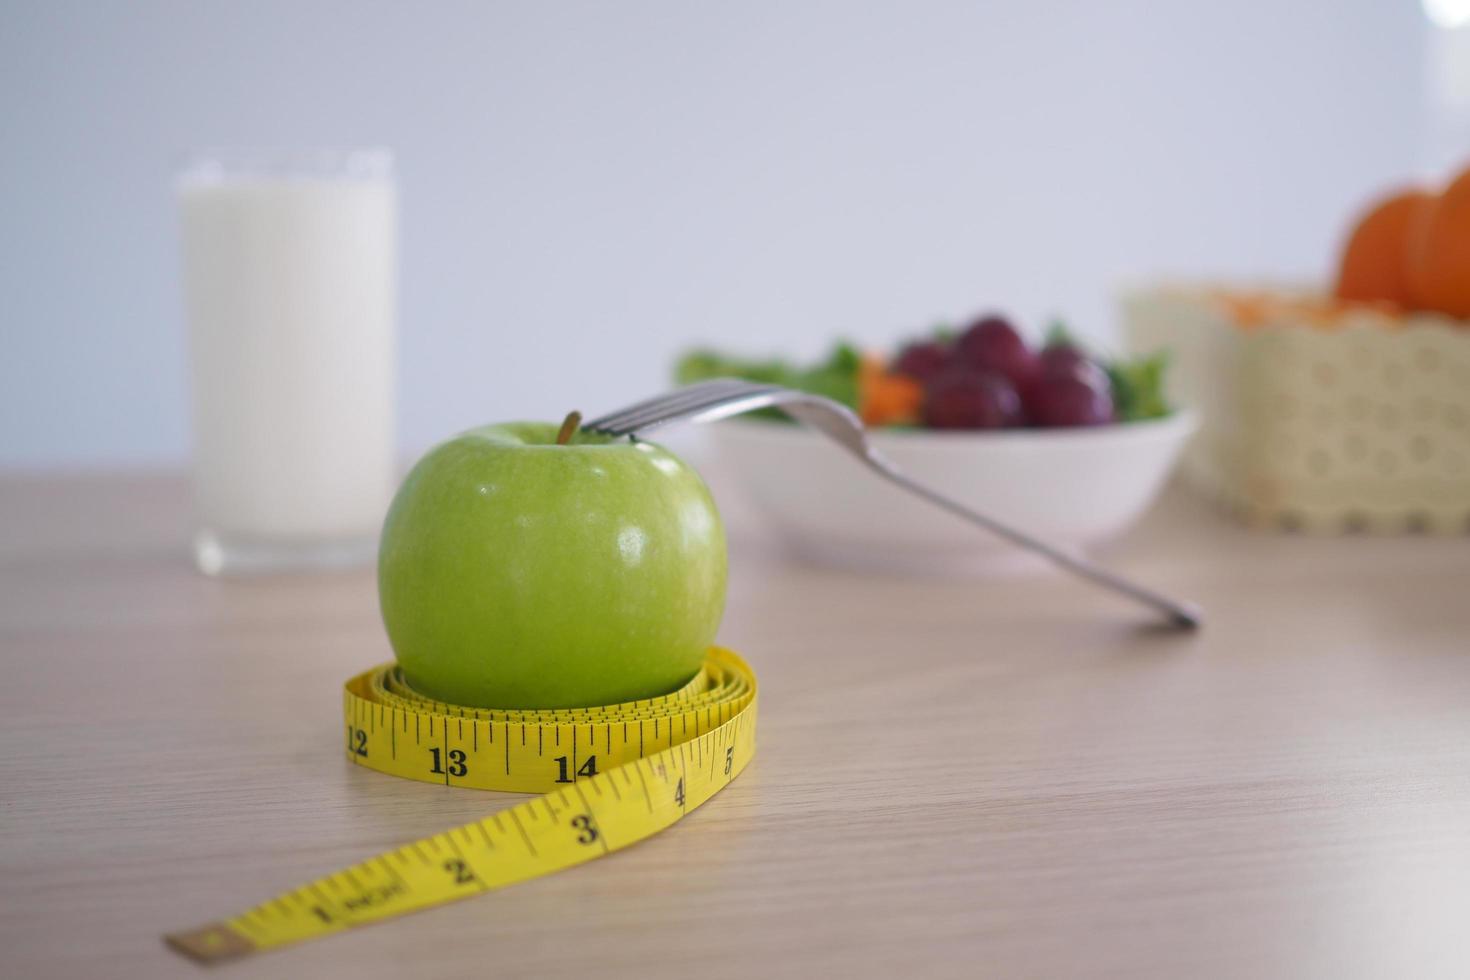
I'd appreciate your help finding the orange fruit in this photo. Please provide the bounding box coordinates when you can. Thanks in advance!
[1334,187,1434,309]
[1406,165,1470,320]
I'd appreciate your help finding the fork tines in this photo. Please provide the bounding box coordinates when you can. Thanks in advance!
[584,379,773,436]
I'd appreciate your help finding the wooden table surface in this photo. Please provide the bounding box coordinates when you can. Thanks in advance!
[4,471,1470,979]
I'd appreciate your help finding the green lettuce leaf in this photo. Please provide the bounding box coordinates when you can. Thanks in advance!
[673,342,862,421]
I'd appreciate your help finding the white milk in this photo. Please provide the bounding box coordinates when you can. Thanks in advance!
[179,153,396,573]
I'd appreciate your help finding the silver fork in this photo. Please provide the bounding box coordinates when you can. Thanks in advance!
[584,378,1201,630]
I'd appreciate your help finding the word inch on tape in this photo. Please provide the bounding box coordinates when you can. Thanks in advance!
[165,647,757,964]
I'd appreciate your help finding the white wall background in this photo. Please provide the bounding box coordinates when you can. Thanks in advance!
[0,0,1443,467]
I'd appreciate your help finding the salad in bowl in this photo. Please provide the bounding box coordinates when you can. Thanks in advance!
[677,313,1194,574]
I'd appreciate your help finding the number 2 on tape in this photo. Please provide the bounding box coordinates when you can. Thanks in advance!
[164,647,757,964]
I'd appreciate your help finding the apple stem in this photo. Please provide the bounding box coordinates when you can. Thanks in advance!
[556,411,583,446]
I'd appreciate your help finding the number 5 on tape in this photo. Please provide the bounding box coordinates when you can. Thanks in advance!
[165,648,757,963]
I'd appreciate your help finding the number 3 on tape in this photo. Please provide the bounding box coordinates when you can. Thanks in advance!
[165,648,757,964]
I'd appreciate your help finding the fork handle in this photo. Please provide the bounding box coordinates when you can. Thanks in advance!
[864,453,1202,630]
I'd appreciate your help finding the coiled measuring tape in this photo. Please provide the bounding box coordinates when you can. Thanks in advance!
[165,647,757,964]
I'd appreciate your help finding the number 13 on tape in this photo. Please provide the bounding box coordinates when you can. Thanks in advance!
[165,648,757,964]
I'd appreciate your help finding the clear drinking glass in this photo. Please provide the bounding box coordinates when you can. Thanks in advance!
[178,149,397,575]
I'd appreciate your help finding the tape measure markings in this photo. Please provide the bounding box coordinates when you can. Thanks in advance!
[165,647,757,965]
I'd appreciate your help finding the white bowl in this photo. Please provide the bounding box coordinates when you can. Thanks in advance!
[703,411,1197,575]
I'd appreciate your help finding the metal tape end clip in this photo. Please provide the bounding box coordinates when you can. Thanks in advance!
[163,923,256,964]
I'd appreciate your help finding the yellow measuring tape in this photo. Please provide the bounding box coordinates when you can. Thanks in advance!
[165,647,757,964]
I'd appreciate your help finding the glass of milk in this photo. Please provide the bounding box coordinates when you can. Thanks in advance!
[178,149,397,575]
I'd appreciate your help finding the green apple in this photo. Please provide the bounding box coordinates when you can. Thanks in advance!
[378,419,727,709]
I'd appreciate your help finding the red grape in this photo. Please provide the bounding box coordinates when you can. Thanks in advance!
[1027,373,1114,427]
[891,340,952,383]
[955,315,1038,390]
[1037,343,1108,389]
[921,369,1023,429]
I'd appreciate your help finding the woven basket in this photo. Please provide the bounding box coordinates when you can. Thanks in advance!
[1122,286,1470,533]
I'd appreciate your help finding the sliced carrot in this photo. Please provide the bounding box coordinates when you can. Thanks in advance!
[859,354,924,427]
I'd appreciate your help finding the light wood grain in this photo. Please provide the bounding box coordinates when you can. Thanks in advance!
[3,471,1470,979]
